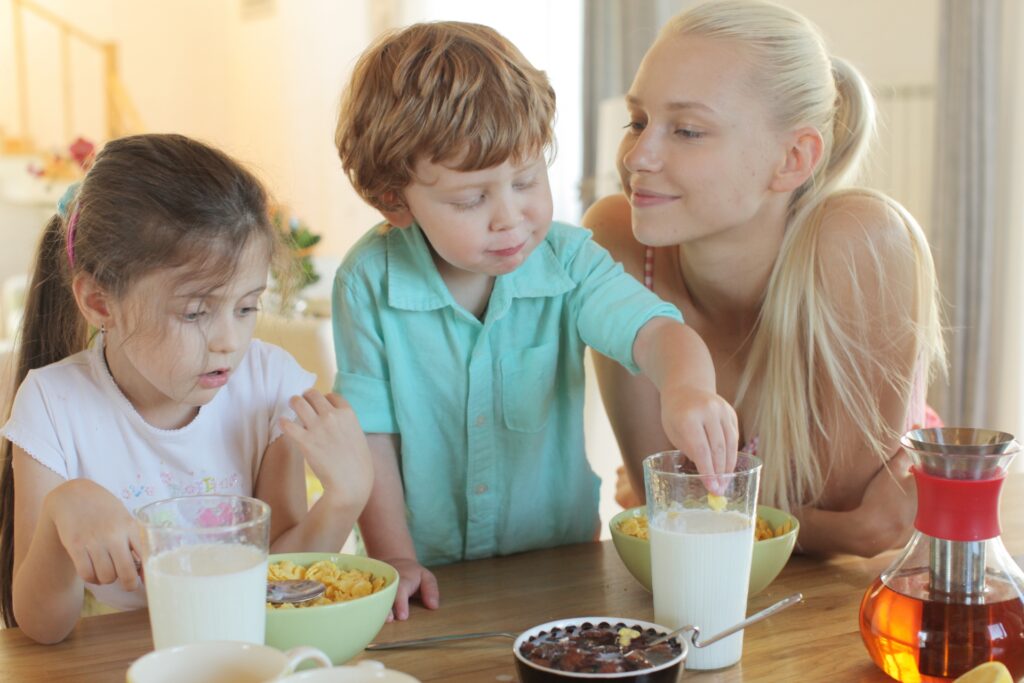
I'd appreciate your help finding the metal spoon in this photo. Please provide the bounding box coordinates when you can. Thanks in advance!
[643,592,803,649]
[267,579,326,605]
[365,631,518,650]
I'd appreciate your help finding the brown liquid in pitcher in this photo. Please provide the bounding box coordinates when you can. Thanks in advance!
[859,573,1024,682]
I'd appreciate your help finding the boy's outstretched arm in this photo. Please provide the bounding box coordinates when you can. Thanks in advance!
[631,317,739,487]
[360,433,439,621]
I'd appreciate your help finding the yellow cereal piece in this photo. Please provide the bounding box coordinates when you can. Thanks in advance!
[617,627,642,648]
[267,560,303,582]
[707,493,727,512]
[618,515,649,540]
[266,560,387,609]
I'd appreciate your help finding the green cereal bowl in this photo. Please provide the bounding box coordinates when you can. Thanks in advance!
[265,553,398,665]
[609,505,798,597]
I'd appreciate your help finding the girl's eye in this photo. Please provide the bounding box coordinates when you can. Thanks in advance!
[513,178,537,191]
[623,120,645,133]
[238,304,260,316]
[182,310,207,322]
[676,128,704,139]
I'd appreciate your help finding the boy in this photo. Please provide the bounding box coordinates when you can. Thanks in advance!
[333,21,737,619]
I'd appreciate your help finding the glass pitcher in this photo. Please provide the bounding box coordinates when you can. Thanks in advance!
[859,428,1024,682]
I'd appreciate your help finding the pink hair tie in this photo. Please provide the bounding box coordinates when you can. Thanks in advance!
[65,209,80,267]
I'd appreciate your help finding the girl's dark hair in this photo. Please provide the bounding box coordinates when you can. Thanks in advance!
[0,133,283,626]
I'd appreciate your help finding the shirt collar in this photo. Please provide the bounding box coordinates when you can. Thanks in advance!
[385,223,576,313]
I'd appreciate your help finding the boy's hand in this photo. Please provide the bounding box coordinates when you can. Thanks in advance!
[659,385,739,485]
[383,557,440,621]
[280,390,374,508]
[44,479,143,591]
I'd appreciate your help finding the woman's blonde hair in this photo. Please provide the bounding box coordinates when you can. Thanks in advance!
[662,0,945,511]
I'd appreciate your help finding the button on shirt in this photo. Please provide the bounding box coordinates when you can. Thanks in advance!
[333,222,683,566]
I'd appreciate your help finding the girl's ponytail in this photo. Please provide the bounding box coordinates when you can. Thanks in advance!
[0,211,87,627]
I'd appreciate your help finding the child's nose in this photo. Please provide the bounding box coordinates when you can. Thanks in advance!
[208,316,241,354]
[490,196,519,231]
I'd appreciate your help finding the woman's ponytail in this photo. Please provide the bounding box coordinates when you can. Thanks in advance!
[826,56,876,190]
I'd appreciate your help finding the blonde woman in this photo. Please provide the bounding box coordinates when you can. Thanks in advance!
[584,0,944,557]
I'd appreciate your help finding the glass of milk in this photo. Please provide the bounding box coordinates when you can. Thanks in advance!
[644,451,761,671]
[136,495,271,651]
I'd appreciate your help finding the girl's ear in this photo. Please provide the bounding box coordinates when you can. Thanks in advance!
[769,126,824,193]
[71,273,113,330]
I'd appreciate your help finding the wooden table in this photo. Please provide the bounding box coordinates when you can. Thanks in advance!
[2,474,1022,682]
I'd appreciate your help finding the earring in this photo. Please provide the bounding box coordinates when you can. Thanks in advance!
[100,324,106,335]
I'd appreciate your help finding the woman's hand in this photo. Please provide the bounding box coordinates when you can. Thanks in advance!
[857,449,917,551]
[383,556,440,621]
[44,479,142,591]
[279,390,374,509]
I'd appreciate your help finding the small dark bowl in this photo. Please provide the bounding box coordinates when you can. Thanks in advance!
[513,617,687,682]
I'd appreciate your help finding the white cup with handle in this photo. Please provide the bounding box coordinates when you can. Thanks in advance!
[126,641,331,683]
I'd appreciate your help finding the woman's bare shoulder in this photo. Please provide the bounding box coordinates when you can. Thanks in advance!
[581,194,644,273]
[815,191,921,327]
[817,191,917,269]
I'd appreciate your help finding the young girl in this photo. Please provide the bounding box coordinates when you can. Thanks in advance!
[584,0,945,557]
[0,134,373,643]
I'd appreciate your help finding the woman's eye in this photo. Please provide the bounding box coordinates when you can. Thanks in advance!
[623,120,645,133]
[182,310,207,322]
[676,128,704,139]
[238,305,260,316]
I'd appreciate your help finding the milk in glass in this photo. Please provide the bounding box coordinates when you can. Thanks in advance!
[146,543,268,649]
[651,508,754,670]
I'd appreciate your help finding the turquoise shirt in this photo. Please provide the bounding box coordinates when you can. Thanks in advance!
[332,222,682,566]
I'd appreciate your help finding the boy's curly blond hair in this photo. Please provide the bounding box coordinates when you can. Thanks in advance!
[336,21,555,213]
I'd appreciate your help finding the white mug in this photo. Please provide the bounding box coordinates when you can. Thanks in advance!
[126,641,331,683]
[276,661,421,682]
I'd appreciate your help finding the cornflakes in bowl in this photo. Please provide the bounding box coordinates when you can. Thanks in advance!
[265,553,398,664]
[609,505,798,596]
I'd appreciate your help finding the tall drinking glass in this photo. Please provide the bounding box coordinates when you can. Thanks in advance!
[136,495,271,650]
[644,451,762,670]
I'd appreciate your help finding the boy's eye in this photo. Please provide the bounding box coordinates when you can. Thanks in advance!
[513,177,537,191]
[452,195,485,211]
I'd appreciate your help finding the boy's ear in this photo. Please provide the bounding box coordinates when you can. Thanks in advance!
[769,126,824,193]
[71,273,114,330]
[379,191,414,228]
[380,207,414,229]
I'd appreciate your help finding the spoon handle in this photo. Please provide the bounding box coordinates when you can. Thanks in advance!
[366,631,517,650]
[647,592,803,649]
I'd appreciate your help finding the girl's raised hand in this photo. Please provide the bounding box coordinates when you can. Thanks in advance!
[44,479,143,591]
[279,390,374,507]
